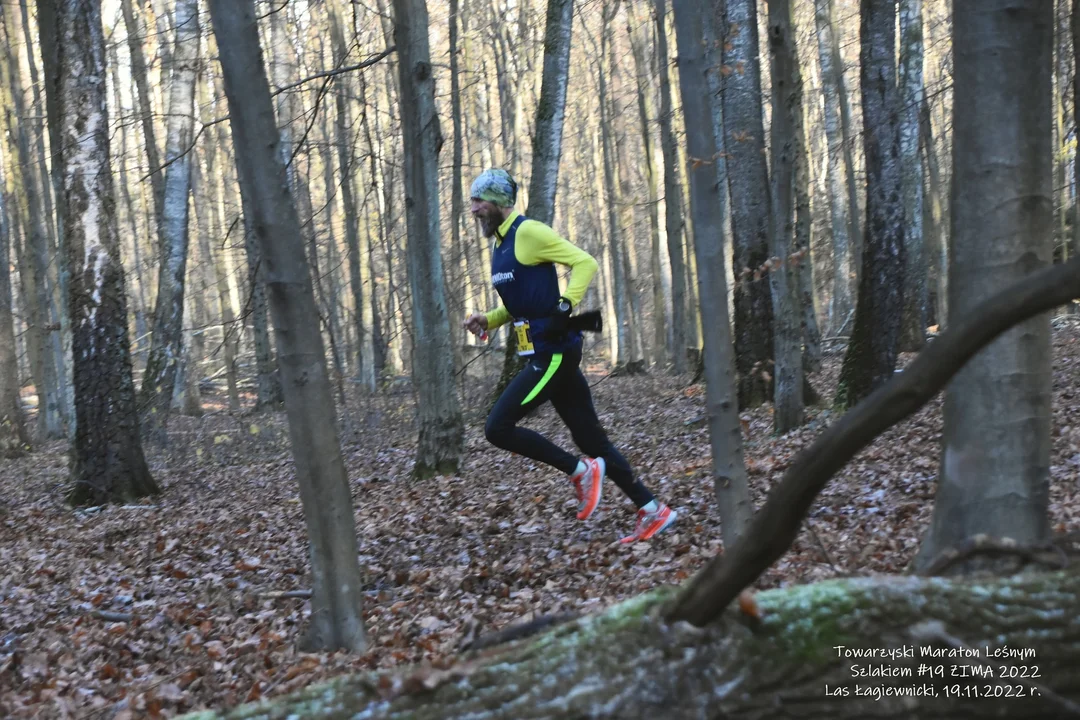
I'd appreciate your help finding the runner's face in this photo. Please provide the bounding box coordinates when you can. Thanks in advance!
[471,198,503,238]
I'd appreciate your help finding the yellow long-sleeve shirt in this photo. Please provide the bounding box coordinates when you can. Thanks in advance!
[484,211,598,330]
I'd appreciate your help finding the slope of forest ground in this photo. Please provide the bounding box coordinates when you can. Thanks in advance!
[3,321,1080,719]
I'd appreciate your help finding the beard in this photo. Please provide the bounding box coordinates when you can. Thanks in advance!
[477,207,503,238]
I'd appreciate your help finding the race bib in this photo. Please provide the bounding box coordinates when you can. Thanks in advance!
[513,320,535,356]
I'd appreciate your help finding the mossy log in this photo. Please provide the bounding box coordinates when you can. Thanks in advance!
[181,569,1080,719]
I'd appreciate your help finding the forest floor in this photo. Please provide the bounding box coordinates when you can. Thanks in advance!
[4,320,1080,719]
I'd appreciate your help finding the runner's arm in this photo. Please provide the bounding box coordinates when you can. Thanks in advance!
[514,220,598,307]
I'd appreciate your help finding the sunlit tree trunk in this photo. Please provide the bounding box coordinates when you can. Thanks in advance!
[0,165,28,458]
[1,4,65,439]
[119,0,165,234]
[898,0,927,352]
[654,0,689,374]
[812,0,856,333]
[139,0,200,445]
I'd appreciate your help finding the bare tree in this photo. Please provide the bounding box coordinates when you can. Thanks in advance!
[915,0,1053,571]
[812,0,858,333]
[207,0,367,652]
[834,0,905,410]
[654,0,689,374]
[898,0,926,351]
[716,0,774,409]
[1,2,65,439]
[139,0,200,444]
[765,0,804,433]
[52,0,158,505]
[525,0,573,225]
[627,4,666,370]
[672,0,752,548]
[0,157,28,458]
[392,0,464,477]
[120,0,165,233]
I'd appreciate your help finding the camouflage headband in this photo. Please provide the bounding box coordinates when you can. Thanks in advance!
[470,169,517,207]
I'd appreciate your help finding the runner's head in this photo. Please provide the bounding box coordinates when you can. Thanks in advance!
[470,169,517,238]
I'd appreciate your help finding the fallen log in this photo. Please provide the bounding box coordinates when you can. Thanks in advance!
[179,568,1080,719]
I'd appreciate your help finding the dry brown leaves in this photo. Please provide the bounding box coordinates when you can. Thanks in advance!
[3,321,1080,718]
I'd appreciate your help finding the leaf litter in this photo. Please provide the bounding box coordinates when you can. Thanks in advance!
[3,319,1080,718]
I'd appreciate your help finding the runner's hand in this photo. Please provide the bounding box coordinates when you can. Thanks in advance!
[464,312,488,337]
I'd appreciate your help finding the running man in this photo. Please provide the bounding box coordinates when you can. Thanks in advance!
[462,169,677,543]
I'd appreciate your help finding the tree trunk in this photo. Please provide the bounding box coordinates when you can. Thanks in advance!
[392,0,464,478]
[914,0,1053,572]
[717,0,774,410]
[834,0,905,411]
[920,95,948,327]
[812,0,856,334]
[1073,0,1080,305]
[524,0,573,226]
[0,173,28,458]
[207,0,367,653]
[672,0,752,549]
[448,0,469,356]
[182,570,1080,719]
[898,0,927,352]
[110,42,151,363]
[627,6,666,371]
[598,0,630,368]
[1,5,65,440]
[765,0,804,434]
[139,0,200,445]
[791,26,822,376]
[55,0,158,506]
[120,0,165,235]
[654,0,688,374]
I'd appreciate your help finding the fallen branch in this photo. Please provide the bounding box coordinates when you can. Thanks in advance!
[90,610,133,622]
[260,590,312,599]
[917,533,1070,577]
[664,254,1080,627]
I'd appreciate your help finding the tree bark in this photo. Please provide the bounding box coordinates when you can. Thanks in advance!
[717,0,774,410]
[765,0,804,434]
[0,168,29,458]
[812,0,856,334]
[672,0,752,550]
[834,0,905,411]
[914,0,1053,572]
[180,570,1080,719]
[120,0,165,235]
[55,0,158,506]
[391,0,464,478]
[139,0,200,445]
[627,6,666,371]
[654,0,688,374]
[898,0,927,352]
[1073,0,1080,303]
[1,4,65,439]
[791,26,821,375]
[597,0,630,368]
[525,0,572,226]
[207,0,367,652]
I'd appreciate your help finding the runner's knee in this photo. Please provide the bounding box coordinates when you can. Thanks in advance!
[485,413,513,448]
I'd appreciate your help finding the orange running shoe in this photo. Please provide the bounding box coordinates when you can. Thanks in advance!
[620,503,677,543]
[569,457,605,521]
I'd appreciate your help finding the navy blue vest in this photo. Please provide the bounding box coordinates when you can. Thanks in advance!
[491,214,582,355]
